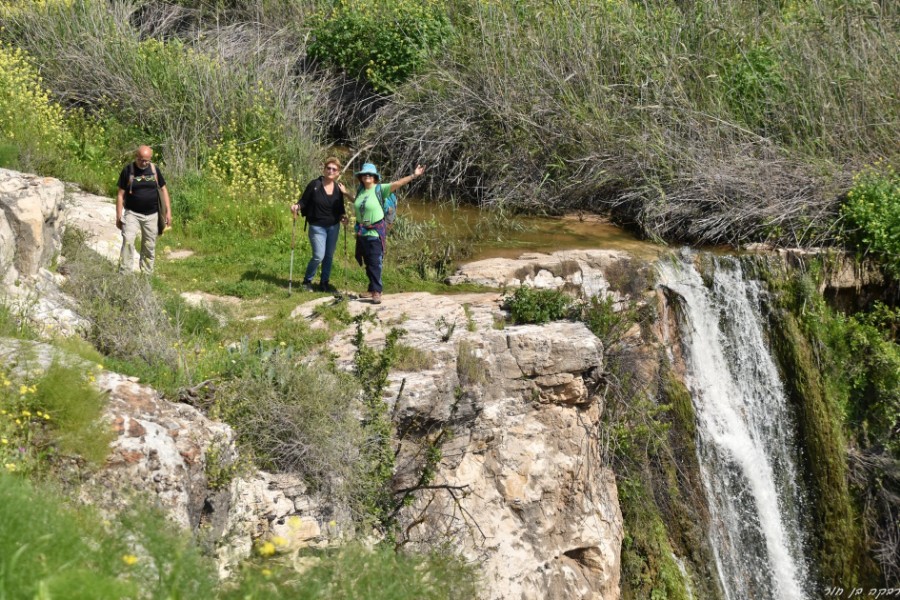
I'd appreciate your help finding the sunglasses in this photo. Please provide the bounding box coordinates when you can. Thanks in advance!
[324,166,340,172]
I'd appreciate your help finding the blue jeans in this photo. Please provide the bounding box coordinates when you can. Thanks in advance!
[360,236,383,292]
[304,223,340,283]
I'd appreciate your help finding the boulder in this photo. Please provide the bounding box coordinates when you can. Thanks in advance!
[63,189,132,267]
[0,168,66,284]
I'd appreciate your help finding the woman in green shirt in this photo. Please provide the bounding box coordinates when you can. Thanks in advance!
[354,162,426,304]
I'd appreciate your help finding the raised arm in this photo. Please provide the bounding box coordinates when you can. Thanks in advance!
[387,164,426,194]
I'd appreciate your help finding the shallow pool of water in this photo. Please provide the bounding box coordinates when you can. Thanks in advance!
[400,200,665,261]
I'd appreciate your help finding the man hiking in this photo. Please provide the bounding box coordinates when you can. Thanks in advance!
[116,145,171,274]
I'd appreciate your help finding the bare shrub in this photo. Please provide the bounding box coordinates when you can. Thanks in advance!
[62,241,178,371]
[213,351,363,497]
[363,0,897,248]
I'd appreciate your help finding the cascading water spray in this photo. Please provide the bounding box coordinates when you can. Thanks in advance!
[657,252,811,600]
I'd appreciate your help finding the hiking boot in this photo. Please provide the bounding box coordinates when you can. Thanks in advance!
[358,291,374,299]
[371,292,382,305]
[301,279,315,292]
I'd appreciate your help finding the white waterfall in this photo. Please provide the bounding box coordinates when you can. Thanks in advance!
[657,253,811,600]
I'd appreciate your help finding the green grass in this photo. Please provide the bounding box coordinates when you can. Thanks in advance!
[0,474,219,600]
[221,544,478,600]
[0,473,477,600]
[1,360,113,473]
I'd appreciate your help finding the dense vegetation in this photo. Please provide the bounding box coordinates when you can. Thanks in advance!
[770,264,900,585]
[0,0,897,253]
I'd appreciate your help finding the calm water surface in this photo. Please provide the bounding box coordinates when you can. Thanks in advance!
[401,199,664,261]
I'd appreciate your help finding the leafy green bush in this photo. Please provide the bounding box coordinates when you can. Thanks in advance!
[721,42,786,136]
[308,0,452,93]
[0,41,120,192]
[580,295,637,348]
[841,163,900,277]
[0,42,69,157]
[504,286,573,324]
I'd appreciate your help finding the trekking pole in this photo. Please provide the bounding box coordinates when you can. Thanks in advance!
[289,213,297,295]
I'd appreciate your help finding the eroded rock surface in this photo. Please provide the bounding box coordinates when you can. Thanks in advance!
[296,292,624,600]
[0,169,65,284]
[64,189,131,267]
[446,249,647,299]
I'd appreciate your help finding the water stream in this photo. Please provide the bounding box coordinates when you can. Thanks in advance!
[657,252,811,600]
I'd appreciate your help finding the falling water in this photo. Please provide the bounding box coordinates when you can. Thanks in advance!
[657,252,810,600]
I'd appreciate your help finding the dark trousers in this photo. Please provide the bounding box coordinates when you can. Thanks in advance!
[360,236,384,292]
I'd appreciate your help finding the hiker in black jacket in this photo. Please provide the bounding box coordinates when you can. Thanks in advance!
[116,145,171,274]
[291,157,350,292]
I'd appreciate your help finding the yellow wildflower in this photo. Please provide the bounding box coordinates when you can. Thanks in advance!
[257,541,276,557]
[271,536,288,547]
[1,438,8,444]
[262,568,272,577]
[122,554,139,566]
[5,463,16,472]
[19,385,28,395]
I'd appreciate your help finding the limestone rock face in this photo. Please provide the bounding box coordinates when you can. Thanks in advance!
[93,369,344,577]
[0,168,66,284]
[446,249,647,299]
[298,292,624,600]
[64,189,131,267]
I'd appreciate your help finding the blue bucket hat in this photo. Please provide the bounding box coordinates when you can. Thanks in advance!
[355,162,381,181]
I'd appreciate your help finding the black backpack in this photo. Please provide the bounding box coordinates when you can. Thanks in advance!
[126,162,167,235]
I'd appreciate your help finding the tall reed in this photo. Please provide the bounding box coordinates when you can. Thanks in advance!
[367,0,898,246]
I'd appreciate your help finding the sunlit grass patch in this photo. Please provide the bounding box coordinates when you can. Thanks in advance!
[0,474,218,599]
[220,544,478,600]
[0,359,112,472]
